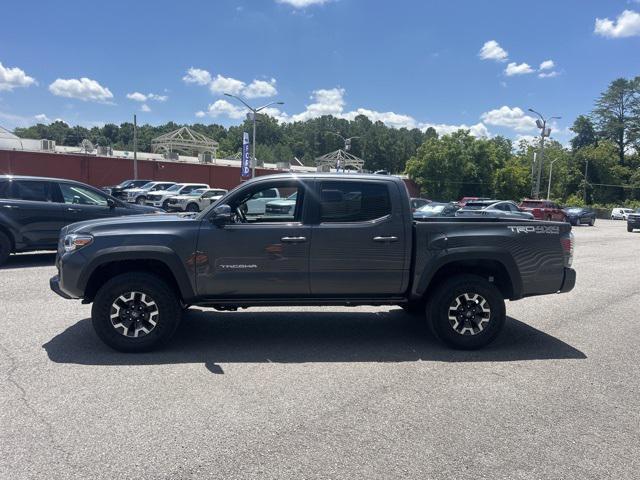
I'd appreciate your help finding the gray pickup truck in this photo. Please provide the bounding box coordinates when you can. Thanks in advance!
[50,173,576,352]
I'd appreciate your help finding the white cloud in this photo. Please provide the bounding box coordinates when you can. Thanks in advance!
[126,91,168,102]
[243,78,278,99]
[504,62,534,76]
[290,87,346,122]
[344,108,417,129]
[539,60,555,70]
[480,106,537,132]
[276,0,330,8]
[140,104,151,112]
[479,40,509,62]
[182,67,212,85]
[126,92,147,102]
[0,62,37,91]
[34,113,50,123]
[209,74,246,95]
[538,71,559,78]
[48,77,114,102]
[595,9,640,38]
[198,99,247,120]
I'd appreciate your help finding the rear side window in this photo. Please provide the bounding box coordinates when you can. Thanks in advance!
[319,181,391,223]
[13,180,53,202]
[0,180,10,199]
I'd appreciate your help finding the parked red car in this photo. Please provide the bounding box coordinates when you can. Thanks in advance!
[518,199,567,221]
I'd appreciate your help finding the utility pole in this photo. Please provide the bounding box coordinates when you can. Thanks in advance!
[528,109,561,199]
[547,158,559,200]
[133,114,138,179]
[224,94,284,178]
[583,160,589,204]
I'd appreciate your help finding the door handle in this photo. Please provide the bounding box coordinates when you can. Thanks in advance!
[67,207,82,212]
[281,236,307,243]
[2,205,19,209]
[373,236,398,243]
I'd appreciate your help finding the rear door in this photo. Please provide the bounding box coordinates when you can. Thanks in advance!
[309,179,407,296]
[8,179,65,248]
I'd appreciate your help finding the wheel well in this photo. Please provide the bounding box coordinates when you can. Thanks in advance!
[84,259,182,302]
[423,259,515,300]
[0,225,15,250]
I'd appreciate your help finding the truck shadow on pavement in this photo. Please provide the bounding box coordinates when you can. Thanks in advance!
[1,252,56,269]
[43,309,586,374]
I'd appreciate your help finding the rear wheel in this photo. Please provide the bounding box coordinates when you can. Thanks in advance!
[186,202,200,212]
[426,274,505,350]
[0,231,12,266]
[91,272,181,352]
[589,218,595,226]
[546,215,552,221]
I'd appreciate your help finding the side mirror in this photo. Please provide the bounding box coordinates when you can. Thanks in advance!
[210,204,232,225]
[107,197,116,209]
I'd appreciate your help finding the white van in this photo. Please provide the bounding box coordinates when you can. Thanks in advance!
[611,208,633,220]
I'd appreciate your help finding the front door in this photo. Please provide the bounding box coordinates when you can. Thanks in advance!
[196,179,311,298]
[309,179,407,296]
[54,182,129,223]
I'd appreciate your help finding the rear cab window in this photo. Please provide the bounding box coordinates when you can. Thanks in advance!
[318,181,391,223]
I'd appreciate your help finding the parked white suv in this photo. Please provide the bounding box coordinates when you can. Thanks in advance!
[123,181,177,205]
[145,183,209,209]
[611,208,633,220]
[166,188,228,212]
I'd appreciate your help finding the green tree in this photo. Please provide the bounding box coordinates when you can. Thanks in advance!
[570,115,597,151]
[592,77,640,164]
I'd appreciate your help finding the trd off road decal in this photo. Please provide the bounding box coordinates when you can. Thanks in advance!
[507,225,560,234]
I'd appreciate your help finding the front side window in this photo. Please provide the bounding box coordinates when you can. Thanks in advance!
[13,180,53,202]
[319,181,391,223]
[59,183,108,206]
[227,182,304,223]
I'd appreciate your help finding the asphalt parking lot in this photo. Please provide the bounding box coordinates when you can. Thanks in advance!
[1,219,638,479]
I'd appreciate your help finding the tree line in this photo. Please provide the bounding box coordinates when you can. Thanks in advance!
[14,76,640,206]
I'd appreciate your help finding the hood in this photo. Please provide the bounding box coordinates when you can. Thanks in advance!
[127,203,162,214]
[66,212,193,234]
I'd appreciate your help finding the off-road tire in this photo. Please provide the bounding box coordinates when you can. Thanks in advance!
[426,274,505,350]
[91,272,181,352]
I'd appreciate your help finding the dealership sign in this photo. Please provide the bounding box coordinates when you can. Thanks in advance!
[241,132,251,180]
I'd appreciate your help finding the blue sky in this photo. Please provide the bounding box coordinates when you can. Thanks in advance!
[1,0,639,144]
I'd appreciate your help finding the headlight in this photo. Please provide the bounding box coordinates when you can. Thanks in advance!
[63,234,93,252]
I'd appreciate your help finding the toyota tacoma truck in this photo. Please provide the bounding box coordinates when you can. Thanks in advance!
[50,174,576,352]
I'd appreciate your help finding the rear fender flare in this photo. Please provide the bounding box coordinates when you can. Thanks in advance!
[414,247,523,300]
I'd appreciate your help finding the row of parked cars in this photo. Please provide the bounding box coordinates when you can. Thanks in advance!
[101,179,227,212]
[410,197,598,226]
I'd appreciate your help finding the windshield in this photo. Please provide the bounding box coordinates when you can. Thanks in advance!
[166,184,182,192]
[140,182,155,189]
[117,180,134,188]
[418,204,445,213]
[567,208,583,212]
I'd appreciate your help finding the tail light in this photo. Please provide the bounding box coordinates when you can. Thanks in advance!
[560,232,574,267]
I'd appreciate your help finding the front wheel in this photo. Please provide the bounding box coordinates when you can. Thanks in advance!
[628,225,634,233]
[91,272,181,352]
[426,274,505,350]
[589,218,595,226]
[136,196,146,205]
[186,203,200,212]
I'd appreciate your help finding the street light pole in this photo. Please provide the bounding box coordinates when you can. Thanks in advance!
[547,158,559,200]
[133,114,138,179]
[224,93,284,178]
[528,109,561,199]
